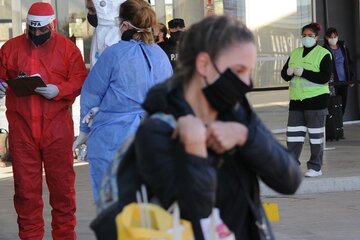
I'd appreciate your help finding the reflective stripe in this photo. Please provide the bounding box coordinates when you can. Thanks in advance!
[308,127,324,134]
[287,136,305,142]
[310,138,324,144]
[290,80,328,88]
[299,81,328,88]
[287,126,307,132]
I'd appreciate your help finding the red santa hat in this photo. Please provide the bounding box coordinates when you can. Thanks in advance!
[27,2,55,28]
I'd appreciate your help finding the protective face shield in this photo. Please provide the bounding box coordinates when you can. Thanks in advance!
[301,36,317,48]
[328,37,338,46]
[202,68,253,113]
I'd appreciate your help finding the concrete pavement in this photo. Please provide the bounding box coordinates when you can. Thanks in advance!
[0,163,96,240]
[1,92,360,239]
[270,191,360,240]
[261,122,360,196]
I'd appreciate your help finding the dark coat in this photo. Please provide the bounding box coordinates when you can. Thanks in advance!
[158,37,178,69]
[135,80,302,240]
[323,40,355,85]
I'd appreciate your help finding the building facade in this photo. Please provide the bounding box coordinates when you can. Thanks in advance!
[0,0,359,122]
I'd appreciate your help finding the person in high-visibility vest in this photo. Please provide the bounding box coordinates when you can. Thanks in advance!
[281,22,332,178]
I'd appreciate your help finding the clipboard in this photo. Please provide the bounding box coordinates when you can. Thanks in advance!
[7,76,47,97]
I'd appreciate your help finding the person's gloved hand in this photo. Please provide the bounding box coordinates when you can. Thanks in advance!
[82,107,100,127]
[294,68,304,77]
[0,81,8,98]
[286,68,294,76]
[34,84,59,99]
[72,131,89,151]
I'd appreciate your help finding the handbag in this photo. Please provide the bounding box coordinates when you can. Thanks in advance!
[115,186,194,240]
[90,113,178,240]
[200,208,235,240]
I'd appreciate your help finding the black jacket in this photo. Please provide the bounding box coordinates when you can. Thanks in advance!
[159,37,178,69]
[323,40,355,85]
[135,80,302,239]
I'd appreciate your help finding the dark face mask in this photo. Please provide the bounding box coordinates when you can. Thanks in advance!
[170,31,183,42]
[203,68,252,113]
[87,13,98,28]
[28,31,51,46]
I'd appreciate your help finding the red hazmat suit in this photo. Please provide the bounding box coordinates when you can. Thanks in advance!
[0,31,87,239]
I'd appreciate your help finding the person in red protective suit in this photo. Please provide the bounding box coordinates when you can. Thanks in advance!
[0,2,87,240]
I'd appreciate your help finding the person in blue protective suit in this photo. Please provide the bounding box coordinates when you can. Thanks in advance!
[73,0,173,202]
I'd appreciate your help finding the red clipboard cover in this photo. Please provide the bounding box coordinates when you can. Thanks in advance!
[7,76,47,97]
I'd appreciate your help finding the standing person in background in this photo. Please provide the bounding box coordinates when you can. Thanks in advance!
[155,23,168,50]
[135,15,301,239]
[323,27,355,115]
[162,18,186,69]
[0,2,87,239]
[281,22,332,178]
[86,0,125,68]
[73,0,172,203]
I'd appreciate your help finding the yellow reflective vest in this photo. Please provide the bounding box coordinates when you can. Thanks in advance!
[288,45,331,100]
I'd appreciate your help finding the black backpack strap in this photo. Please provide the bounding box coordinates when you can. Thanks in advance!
[229,158,275,240]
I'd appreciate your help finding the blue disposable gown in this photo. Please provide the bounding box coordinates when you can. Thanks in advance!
[79,40,173,201]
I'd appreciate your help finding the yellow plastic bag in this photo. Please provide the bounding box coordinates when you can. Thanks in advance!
[116,202,194,240]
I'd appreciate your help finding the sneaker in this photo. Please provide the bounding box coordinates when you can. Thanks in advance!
[304,169,322,177]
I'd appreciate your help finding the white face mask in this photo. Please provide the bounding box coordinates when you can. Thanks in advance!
[328,37,338,46]
[301,36,316,48]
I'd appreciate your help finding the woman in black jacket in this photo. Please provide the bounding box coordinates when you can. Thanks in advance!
[323,27,355,114]
[135,15,302,240]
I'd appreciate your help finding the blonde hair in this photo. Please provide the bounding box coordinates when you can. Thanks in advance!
[120,0,157,44]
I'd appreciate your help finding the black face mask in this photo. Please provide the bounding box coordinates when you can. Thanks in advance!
[169,31,183,42]
[203,68,252,113]
[87,13,98,28]
[28,31,51,46]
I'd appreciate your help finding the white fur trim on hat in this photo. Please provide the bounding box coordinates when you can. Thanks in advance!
[27,14,55,28]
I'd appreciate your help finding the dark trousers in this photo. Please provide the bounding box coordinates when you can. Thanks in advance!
[335,85,348,114]
[286,109,328,171]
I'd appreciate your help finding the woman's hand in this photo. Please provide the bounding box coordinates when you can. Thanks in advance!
[177,115,207,157]
[206,121,248,154]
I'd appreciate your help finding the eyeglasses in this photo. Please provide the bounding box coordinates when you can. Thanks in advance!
[28,26,50,34]
[301,34,316,38]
